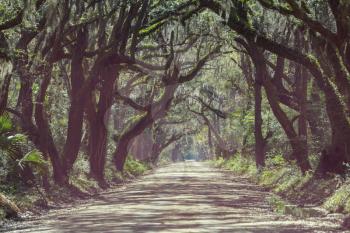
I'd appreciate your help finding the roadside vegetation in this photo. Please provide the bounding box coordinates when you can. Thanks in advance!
[0,151,150,221]
[213,155,350,217]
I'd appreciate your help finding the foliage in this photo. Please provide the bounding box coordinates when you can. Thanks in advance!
[213,155,257,177]
[324,182,350,213]
[213,154,350,214]
[0,116,33,176]
[124,156,150,177]
[18,150,47,172]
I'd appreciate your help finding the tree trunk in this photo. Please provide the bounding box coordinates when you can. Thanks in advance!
[171,143,181,162]
[0,193,20,218]
[114,114,153,171]
[249,46,311,173]
[62,28,88,176]
[88,68,118,185]
[254,77,265,168]
[88,121,109,185]
[114,83,178,171]
[62,95,85,175]
[296,65,309,167]
[34,66,67,185]
[207,126,214,158]
[318,84,350,174]
[11,31,68,185]
[0,74,11,115]
[306,80,326,145]
[150,143,162,164]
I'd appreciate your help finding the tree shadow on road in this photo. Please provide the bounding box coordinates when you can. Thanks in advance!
[7,162,341,233]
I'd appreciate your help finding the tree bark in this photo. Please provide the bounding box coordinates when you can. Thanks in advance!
[150,132,183,165]
[254,76,265,168]
[207,126,214,157]
[0,193,20,218]
[114,114,154,171]
[34,66,67,184]
[88,67,118,185]
[306,81,325,144]
[62,28,88,176]
[114,84,178,171]
[150,143,162,164]
[0,74,11,115]
[296,64,309,167]
[171,143,181,162]
[248,45,311,173]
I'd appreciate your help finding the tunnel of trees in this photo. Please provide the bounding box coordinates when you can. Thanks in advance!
[0,0,350,218]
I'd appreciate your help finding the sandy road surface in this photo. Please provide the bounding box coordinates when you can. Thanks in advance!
[3,161,345,233]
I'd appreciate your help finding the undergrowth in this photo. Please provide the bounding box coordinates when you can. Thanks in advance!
[212,154,350,214]
[0,155,151,221]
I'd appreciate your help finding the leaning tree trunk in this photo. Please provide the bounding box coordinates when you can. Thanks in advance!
[61,96,85,176]
[114,84,177,171]
[0,193,20,218]
[114,114,153,171]
[150,134,182,165]
[310,41,350,174]
[317,88,350,174]
[201,114,231,159]
[249,46,311,173]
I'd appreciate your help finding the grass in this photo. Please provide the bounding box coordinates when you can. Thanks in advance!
[212,154,350,214]
[324,182,350,213]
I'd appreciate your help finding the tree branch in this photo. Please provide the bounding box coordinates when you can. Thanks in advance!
[115,91,149,112]
[0,9,24,31]
[179,45,221,83]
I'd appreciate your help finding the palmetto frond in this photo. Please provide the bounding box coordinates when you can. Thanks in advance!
[0,115,24,161]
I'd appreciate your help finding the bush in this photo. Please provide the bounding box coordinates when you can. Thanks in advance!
[213,155,257,176]
[123,156,150,177]
[265,153,286,168]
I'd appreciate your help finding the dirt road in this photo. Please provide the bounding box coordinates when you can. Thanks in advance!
[3,161,345,232]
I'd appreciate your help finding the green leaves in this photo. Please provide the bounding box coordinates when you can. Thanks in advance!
[0,115,46,174]
[18,150,47,174]
[0,115,12,133]
[7,134,26,143]
[19,150,45,165]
